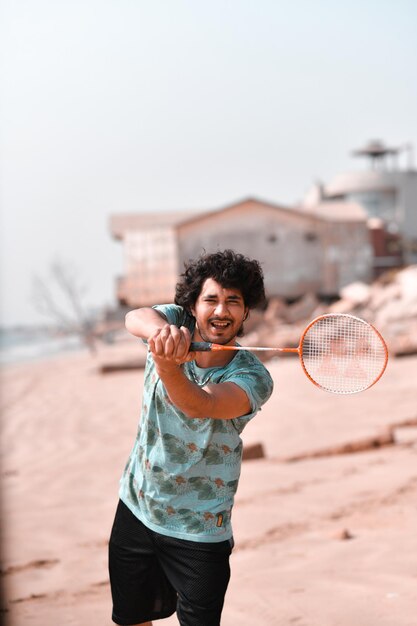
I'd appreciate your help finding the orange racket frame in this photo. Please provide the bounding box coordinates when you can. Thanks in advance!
[190,313,389,394]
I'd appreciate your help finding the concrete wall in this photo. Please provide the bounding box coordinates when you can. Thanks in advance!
[318,221,373,295]
[325,169,417,264]
[397,172,417,263]
[119,227,179,306]
[179,202,322,299]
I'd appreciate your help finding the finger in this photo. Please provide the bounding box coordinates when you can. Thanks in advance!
[147,327,162,347]
[148,325,165,345]
[147,333,158,354]
[154,325,182,359]
[166,325,182,357]
[163,334,176,358]
[160,324,184,358]
[184,350,196,363]
[175,326,192,361]
[152,325,170,356]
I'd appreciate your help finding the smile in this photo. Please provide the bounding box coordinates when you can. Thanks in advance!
[209,319,232,329]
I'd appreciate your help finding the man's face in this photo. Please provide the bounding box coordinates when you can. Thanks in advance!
[191,278,248,345]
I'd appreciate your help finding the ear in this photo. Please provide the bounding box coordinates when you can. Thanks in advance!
[243,308,249,321]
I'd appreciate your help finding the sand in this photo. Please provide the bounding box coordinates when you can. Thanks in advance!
[1,336,417,625]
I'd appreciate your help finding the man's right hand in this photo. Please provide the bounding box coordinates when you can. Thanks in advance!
[147,324,195,365]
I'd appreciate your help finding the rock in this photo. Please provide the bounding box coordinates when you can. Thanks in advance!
[368,282,401,312]
[282,428,395,462]
[99,358,146,373]
[284,293,320,324]
[393,426,417,446]
[397,266,417,302]
[340,282,371,306]
[329,298,357,314]
[263,298,288,323]
[332,528,354,541]
[244,308,268,333]
[242,442,266,461]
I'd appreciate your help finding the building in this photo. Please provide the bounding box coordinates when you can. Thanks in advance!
[110,197,372,309]
[303,140,417,271]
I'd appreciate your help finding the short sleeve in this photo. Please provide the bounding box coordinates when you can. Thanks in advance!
[152,304,195,333]
[225,363,274,434]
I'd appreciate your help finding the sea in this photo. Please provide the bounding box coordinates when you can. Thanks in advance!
[0,327,85,366]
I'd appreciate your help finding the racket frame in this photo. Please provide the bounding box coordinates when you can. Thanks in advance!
[189,313,389,394]
[298,313,389,394]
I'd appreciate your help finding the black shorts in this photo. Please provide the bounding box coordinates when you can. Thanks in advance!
[108,500,233,626]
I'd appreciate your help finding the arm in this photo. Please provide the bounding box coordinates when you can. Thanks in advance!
[127,308,251,419]
[126,307,194,364]
[125,307,168,339]
[154,363,252,420]
[149,325,251,420]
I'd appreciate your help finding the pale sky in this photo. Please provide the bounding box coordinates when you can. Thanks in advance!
[1,0,416,326]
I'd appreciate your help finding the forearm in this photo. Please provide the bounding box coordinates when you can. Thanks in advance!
[147,324,250,419]
[125,307,166,339]
[155,363,215,419]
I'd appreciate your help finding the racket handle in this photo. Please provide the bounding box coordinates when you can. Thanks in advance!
[190,341,213,352]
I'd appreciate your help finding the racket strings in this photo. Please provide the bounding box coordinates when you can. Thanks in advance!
[301,315,387,394]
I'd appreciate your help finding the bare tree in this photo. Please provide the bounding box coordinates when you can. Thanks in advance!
[32,259,99,355]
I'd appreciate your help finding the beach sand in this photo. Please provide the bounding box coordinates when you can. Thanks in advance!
[1,336,417,625]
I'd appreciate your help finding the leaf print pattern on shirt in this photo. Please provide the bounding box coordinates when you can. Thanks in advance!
[127,472,140,507]
[144,493,231,534]
[151,465,191,496]
[144,420,160,446]
[162,433,203,464]
[212,420,230,434]
[154,390,167,416]
[158,431,241,468]
[188,476,239,501]
[203,441,242,466]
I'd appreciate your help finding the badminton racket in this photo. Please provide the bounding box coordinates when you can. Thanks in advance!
[190,313,388,394]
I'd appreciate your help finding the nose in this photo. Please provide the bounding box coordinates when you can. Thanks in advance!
[213,301,229,316]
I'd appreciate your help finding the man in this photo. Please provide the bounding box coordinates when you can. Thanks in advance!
[109,249,273,626]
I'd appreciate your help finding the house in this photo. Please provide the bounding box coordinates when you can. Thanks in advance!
[110,197,372,308]
[303,140,417,270]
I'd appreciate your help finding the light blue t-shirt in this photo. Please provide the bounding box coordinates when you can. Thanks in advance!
[119,304,274,542]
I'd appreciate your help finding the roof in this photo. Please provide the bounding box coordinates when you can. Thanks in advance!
[174,196,303,228]
[110,197,295,239]
[110,196,366,240]
[300,201,367,222]
[352,139,400,157]
[110,210,197,240]
[324,170,399,196]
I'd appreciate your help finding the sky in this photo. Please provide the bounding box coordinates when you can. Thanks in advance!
[1,0,416,327]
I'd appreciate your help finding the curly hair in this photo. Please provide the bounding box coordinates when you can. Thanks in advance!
[175,249,266,313]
